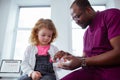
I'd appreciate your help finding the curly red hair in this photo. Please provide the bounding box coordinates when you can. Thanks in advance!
[29,18,57,45]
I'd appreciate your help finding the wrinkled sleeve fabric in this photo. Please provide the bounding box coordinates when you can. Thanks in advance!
[105,9,120,40]
[21,45,36,77]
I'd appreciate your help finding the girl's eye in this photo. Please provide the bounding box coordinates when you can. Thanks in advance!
[48,35,51,37]
[42,35,45,37]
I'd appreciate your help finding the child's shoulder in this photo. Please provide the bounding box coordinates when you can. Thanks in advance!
[50,44,57,48]
[49,44,58,51]
[26,44,37,49]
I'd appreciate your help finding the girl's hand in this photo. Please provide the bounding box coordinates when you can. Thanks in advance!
[31,71,42,80]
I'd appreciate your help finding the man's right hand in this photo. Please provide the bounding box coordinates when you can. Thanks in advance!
[53,50,71,62]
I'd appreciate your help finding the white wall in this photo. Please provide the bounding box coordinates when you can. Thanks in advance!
[1,0,19,59]
[0,0,12,60]
[106,0,120,9]
[51,0,72,52]
[114,0,120,8]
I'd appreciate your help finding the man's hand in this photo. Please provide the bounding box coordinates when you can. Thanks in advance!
[53,50,71,62]
[58,55,82,70]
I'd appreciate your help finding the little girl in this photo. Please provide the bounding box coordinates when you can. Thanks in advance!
[19,18,59,80]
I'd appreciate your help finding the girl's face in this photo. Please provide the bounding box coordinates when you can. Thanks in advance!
[38,28,53,46]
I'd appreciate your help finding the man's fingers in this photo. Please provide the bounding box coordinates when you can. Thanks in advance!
[63,55,73,61]
[54,51,66,60]
[59,62,72,70]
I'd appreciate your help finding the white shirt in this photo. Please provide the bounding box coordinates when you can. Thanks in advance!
[21,44,59,77]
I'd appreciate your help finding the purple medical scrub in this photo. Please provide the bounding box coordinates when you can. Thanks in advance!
[61,9,120,80]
